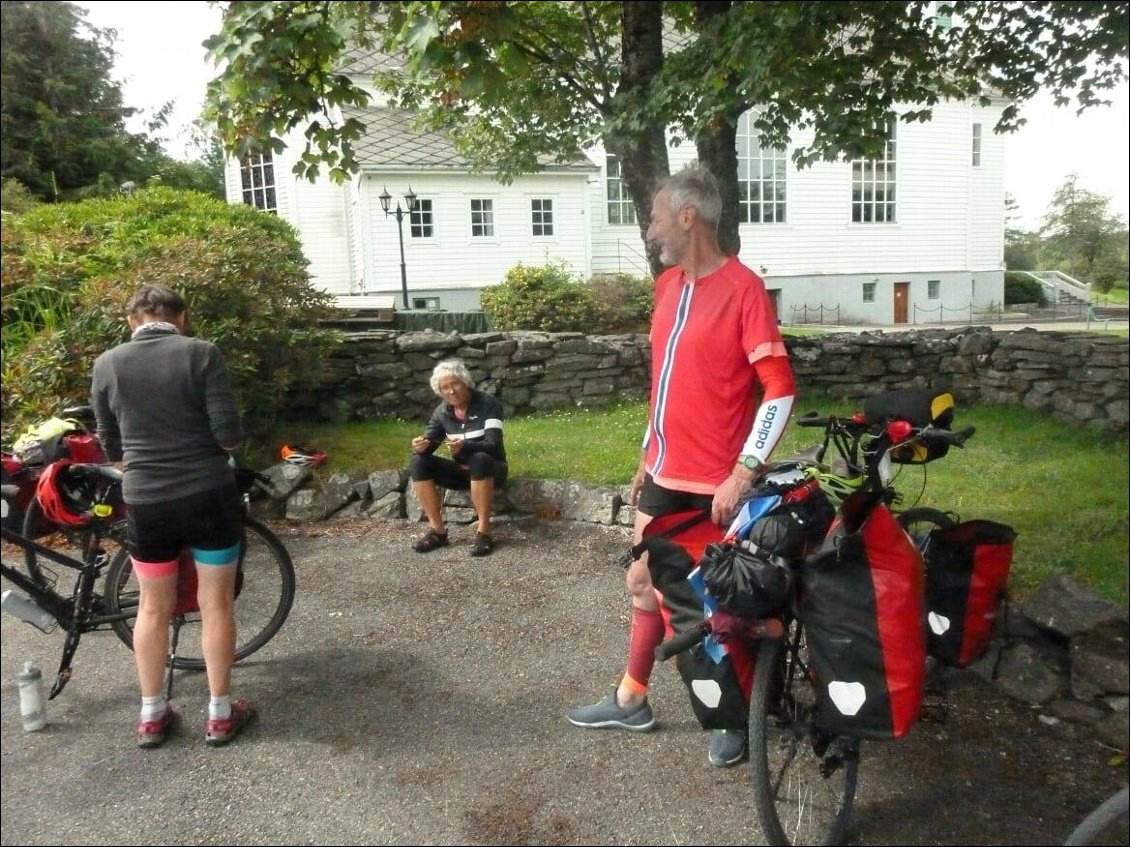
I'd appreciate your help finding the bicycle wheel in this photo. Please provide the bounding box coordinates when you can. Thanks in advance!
[1064,786,1129,846]
[105,516,296,671]
[749,616,859,846]
[22,489,127,588]
[897,507,956,556]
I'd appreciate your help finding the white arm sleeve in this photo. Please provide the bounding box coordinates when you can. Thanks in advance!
[740,395,794,464]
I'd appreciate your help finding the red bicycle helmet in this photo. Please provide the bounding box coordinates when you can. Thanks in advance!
[280,444,327,467]
[34,460,96,528]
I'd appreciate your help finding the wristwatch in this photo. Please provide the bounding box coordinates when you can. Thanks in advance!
[738,454,763,474]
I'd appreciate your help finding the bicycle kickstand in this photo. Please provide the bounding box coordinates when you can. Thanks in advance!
[163,618,185,701]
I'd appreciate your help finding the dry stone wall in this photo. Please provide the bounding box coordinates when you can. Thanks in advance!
[283,327,1128,432]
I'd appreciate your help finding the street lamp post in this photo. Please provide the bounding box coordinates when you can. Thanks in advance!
[379,185,419,310]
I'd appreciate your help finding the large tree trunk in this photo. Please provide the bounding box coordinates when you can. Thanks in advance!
[692,0,742,257]
[696,118,741,257]
[610,0,669,278]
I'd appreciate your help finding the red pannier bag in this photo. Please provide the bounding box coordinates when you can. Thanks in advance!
[62,433,107,464]
[175,550,200,615]
[638,510,756,732]
[923,520,1016,668]
[800,491,926,740]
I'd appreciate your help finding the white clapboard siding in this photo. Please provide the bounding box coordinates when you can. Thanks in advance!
[226,94,1008,320]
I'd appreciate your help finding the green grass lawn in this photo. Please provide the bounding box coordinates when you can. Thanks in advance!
[256,397,1128,607]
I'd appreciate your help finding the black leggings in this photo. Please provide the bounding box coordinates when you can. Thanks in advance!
[409,452,507,490]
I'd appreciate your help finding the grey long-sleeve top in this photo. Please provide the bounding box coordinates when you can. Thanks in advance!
[91,327,243,504]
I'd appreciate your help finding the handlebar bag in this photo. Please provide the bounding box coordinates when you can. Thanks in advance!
[863,389,955,464]
[922,520,1016,668]
[800,491,926,740]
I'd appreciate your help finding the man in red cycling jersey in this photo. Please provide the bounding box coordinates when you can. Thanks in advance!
[567,161,796,767]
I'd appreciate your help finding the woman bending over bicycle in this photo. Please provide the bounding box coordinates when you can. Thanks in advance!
[90,283,257,749]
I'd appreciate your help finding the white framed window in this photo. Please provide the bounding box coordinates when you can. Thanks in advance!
[851,118,897,223]
[412,296,441,310]
[737,110,787,223]
[928,279,941,300]
[863,282,877,303]
[470,198,495,237]
[531,198,554,236]
[239,151,277,213]
[972,123,982,167]
[606,155,636,225]
[410,198,434,238]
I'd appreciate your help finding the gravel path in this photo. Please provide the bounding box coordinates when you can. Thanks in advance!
[2,516,1126,846]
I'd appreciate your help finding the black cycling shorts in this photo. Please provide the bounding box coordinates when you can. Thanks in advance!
[127,482,242,562]
[637,474,713,519]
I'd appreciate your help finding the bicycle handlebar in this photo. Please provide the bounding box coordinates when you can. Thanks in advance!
[68,463,124,484]
[654,621,710,661]
[654,617,786,662]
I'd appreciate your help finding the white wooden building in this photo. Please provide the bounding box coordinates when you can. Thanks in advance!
[223,81,1007,326]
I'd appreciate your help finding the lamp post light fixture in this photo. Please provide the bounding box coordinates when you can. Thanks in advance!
[379,185,419,309]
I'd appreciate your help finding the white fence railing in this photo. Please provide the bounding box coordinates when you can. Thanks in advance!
[1015,269,1092,304]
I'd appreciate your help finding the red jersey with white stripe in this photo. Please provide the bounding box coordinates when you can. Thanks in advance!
[646,256,791,494]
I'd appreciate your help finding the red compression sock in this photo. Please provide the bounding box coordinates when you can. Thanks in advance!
[622,607,665,694]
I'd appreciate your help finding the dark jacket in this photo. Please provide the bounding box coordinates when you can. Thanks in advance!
[421,389,506,464]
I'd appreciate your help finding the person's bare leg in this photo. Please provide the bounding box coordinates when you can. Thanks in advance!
[134,573,177,696]
[412,479,446,533]
[616,510,660,709]
[195,561,238,697]
[470,478,493,535]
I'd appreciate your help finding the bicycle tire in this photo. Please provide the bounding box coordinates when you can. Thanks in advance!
[105,516,296,671]
[897,507,956,556]
[22,492,127,589]
[749,616,859,846]
[1064,786,1129,846]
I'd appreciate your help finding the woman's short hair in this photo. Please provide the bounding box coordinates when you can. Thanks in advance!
[126,284,186,320]
[429,358,475,395]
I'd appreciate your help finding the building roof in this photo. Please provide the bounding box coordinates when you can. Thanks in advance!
[344,104,597,174]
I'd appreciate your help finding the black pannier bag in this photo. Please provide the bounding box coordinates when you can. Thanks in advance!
[637,510,753,732]
[800,490,927,740]
[923,520,1017,668]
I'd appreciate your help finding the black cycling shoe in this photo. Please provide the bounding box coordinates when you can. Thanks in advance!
[469,532,494,557]
[414,529,449,553]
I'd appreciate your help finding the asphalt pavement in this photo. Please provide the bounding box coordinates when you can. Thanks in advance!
[1,516,1126,846]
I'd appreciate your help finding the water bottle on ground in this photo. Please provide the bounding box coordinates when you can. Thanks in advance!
[1,589,57,633]
[17,661,47,732]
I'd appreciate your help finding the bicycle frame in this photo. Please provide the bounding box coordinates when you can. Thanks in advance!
[1,513,135,699]
[650,392,976,846]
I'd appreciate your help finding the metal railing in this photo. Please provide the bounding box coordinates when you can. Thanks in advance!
[1014,269,1092,305]
[615,239,649,275]
[788,303,841,325]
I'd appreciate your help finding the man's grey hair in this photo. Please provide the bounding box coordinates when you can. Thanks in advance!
[429,358,475,395]
[658,161,723,226]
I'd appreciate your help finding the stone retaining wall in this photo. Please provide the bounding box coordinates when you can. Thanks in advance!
[283,327,1129,431]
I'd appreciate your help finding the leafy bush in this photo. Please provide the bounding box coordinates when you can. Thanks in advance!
[1,178,41,214]
[1,187,340,443]
[585,272,654,333]
[1004,272,1048,306]
[480,260,603,332]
